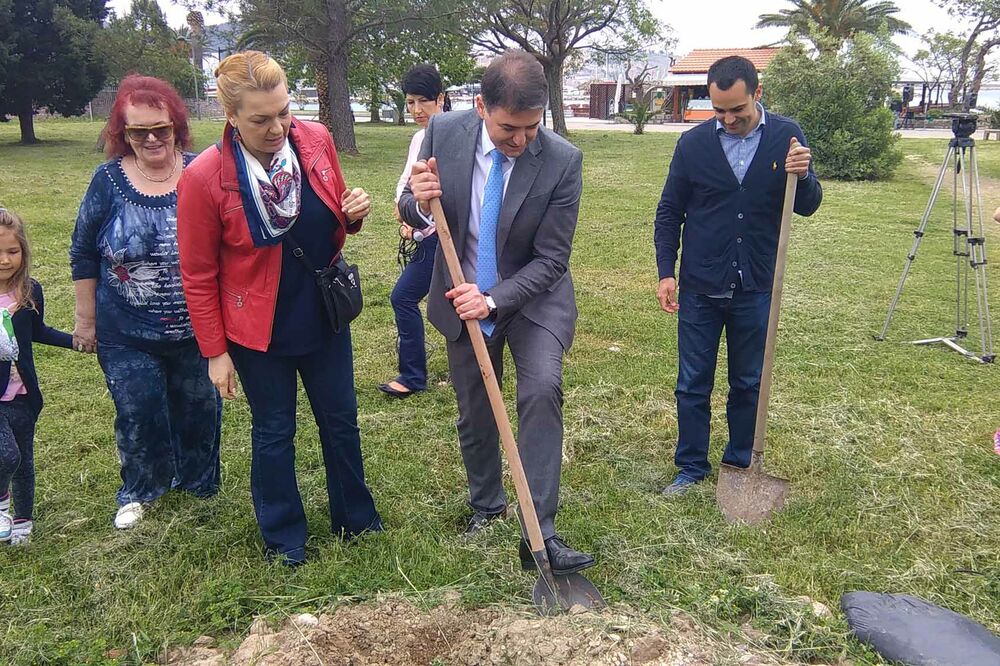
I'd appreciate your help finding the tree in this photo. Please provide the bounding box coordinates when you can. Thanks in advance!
[100,0,205,98]
[350,27,474,126]
[756,0,910,54]
[966,33,1000,106]
[0,0,12,104]
[230,0,459,154]
[764,32,902,180]
[909,31,966,111]
[936,0,1000,108]
[0,0,108,144]
[466,0,663,136]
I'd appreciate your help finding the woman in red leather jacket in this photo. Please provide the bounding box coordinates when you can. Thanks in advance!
[177,51,381,565]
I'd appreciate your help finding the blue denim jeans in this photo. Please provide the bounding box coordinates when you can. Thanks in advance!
[98,340,222,505]
[674,289,770,480]
[390,234,437,391]
[229,326,382,563]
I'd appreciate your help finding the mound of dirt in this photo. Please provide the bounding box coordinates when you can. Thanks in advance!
[160,596,797,666]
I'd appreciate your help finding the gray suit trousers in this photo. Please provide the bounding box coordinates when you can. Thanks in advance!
[446,313,565,539]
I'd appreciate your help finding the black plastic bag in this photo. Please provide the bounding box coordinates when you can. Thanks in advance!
[842,591,1000,665]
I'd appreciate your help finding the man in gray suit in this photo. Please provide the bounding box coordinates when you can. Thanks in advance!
[399,49,593,575]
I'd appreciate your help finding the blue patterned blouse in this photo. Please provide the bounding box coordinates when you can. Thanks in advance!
[70,154,196,349]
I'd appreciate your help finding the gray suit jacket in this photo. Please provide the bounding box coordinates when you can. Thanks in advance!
[399,109,582,349]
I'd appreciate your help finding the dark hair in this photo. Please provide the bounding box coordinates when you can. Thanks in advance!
[707,56,759,95]
[481,49,548,112]
[102,74,192,158]
[402,64,443,101]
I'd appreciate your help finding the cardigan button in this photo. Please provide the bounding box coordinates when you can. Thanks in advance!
[732,261,738,267]
[737,213,744,219]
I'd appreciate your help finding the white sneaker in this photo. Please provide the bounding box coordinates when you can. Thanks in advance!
[10,519,31,546]
[114,502,145,529]
[0,512,11,542]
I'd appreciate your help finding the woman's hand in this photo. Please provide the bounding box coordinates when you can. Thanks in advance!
[399,223,414,240]
[209,352,238,400]
[72,318,97,353]
[342,187,371,222]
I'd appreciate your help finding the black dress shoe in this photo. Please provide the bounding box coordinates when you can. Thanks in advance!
[463,509,506,536]
[377,382,417,398]
[519,535,595,575]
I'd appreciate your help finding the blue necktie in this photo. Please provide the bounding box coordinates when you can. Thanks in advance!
[477,149,505,336]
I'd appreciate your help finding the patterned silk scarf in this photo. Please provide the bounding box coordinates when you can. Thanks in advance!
[233,133,302,247]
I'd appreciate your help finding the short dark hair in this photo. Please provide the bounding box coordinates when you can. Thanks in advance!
[402,64,443,101]
[481,49,548,112]
[707,56,759,95]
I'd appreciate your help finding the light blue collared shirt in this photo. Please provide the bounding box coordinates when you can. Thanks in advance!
[716,103,766,184]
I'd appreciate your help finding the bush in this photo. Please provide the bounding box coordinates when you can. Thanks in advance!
[763,33,902,180]
[983,106,1000,129]
[618,100,655,135]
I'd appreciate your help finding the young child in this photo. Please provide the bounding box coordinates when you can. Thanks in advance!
[0,208,74,546]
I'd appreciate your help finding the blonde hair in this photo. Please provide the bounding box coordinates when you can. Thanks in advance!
[214,50,288,117]
[0,208,35,311]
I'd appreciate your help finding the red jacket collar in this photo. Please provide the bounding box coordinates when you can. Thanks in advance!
[219,118,321,191]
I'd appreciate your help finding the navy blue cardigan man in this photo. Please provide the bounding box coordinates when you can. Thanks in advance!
[654,55,822,494]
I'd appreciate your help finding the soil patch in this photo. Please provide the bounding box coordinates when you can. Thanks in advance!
[160,596,800,666]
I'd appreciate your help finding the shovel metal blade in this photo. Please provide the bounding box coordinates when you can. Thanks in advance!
[716,453,789,525]
[532,572,607,616]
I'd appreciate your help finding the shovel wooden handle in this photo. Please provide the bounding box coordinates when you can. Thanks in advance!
[428,198,549,557]
[752,173,798,454]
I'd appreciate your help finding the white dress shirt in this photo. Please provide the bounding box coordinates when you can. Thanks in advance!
[396,128,426,202]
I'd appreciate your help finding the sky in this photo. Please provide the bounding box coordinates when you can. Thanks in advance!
[108,0,970,68]
[648,1,962,57]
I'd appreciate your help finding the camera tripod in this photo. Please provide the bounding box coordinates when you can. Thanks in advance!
[877,119,994,363]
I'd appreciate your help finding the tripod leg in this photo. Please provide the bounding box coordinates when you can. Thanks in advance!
[878,145,955,340]
[969,146,995,361]
[956,147,970,340]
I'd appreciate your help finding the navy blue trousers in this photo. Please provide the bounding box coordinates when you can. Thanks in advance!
[0,397,36,520]
[390,234,437,391]
[98,340,222,505]
[229,327,382,564]
[675,289,770,480]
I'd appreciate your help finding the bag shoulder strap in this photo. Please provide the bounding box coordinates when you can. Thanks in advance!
[281,230,318,273]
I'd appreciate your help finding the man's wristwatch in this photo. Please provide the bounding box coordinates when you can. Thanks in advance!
[484,293,498,321]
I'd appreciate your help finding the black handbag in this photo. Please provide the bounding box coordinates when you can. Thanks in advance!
[283,232,363,333]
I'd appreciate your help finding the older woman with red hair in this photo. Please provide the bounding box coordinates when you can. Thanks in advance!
[70,74,221,530]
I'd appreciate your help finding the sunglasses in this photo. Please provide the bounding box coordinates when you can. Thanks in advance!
[124,123,174,143]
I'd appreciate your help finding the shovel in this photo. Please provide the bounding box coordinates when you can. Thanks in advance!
[716,173,797,525]
[429,197,606,615]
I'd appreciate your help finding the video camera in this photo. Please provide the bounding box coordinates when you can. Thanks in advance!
[943,112,978,139]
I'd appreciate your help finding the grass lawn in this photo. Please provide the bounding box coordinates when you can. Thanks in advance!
[0,119,997,664]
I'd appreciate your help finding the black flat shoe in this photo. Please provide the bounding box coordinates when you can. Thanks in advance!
[377,382,417,398]
[519,535,595,575]
[463,508,507,536]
